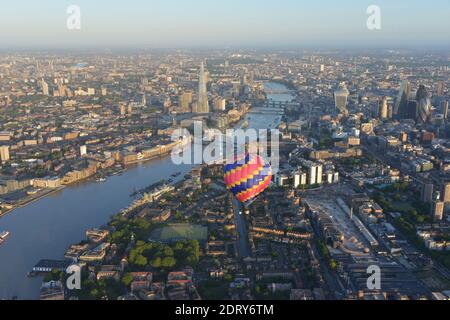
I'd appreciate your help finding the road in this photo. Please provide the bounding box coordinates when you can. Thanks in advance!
[232,198,250,259]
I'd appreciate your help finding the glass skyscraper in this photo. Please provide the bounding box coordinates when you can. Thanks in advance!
[197,62,209,114]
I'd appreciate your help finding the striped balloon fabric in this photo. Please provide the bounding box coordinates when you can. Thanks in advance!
[224,153,273,207]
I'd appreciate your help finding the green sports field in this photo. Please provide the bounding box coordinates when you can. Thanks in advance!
[150,224,208,243]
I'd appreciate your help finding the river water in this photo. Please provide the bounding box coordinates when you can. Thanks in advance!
[0,159,193,299]
[0,82,294,300]
[241,82,294,131]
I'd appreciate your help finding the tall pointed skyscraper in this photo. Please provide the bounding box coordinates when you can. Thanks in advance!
[197,62,209,114]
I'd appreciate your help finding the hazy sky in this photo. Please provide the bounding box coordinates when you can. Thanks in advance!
[0,0,449,49]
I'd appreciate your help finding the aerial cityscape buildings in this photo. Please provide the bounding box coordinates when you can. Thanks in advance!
[0,48,448,303]
[196,62,210,114]
[0,1,448,308]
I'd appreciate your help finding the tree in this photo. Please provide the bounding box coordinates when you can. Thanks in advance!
[151,257,162,268]
[90,288,100,299]
[224,274,233,282]
[161,257,176,268]
[162,247,174,257]
[132,255,148,268]
[255,285,261,295]
[330,260,338,270]
[122,273,133,287]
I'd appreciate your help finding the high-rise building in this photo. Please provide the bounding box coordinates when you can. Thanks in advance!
[334,83,349,114]
[418,98,431,125]
[388,104,393,119]
[241,72,248,86]
[406,100,419,120]
[379,97,388,120]
[301,173,307,185]
[80,145,87,157]
[394,80,411,116]
[441,101,448,119]
[197,62,209,114]
[308,165,317,185]
[432,201,444,222]
[213,98,226,111]
[416,85,432,125]
[316,165,323,185]
[0,145,10,163]
[179,91,193,113]
[120,104,126,116]
[41,78,49,96]
[333,172,339,184]
[57,84,67,97]
[294,173,301,188]
[415,85,427,101]
[436,81,445,96]
[400,132,408,143]
[421,182,434,203]
[327,172,333,184]
[442,182,450,204]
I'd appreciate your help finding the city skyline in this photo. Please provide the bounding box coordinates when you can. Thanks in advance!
[0,1,449,305]
[196,62,210,114]
[0,0,449,49]
[0,43,449,303]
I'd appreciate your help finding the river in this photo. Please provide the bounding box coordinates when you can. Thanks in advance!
[239,82,295,131]
[0,81,295,299]
[233,82,295,259]
[0,159,193,299]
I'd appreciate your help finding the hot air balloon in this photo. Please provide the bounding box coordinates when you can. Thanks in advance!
[224,153,272,207]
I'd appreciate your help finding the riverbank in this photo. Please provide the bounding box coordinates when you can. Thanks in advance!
[0,155,195,299]
[0,81,295,300]
[0,153,180,221]
[0,187,66,219]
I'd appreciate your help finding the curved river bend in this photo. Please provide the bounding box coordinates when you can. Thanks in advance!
[0,159,193,299]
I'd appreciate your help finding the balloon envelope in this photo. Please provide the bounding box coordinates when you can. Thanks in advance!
[224,154,272,207]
